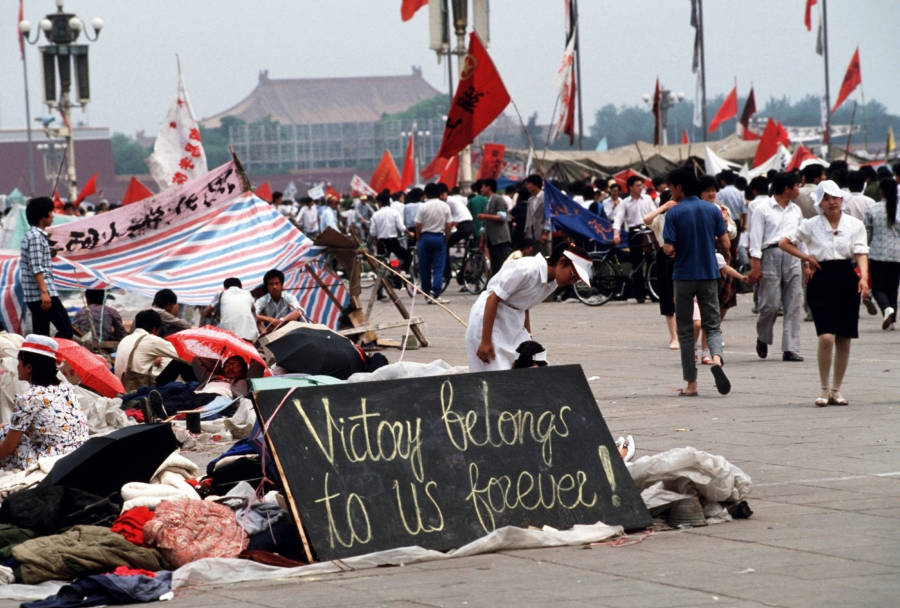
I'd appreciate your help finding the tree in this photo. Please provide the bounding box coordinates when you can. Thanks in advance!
[110,133,151,175]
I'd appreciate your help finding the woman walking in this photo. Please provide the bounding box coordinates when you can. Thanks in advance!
[779,181,870,407]
[864,178,900,330]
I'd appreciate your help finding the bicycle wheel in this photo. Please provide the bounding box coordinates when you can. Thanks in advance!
[645,257,660,302]
[462,253,489,293]
[574,258,619,306]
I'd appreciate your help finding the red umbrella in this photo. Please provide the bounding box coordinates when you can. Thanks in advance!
[166,326,271,377]
[54,338,125,397]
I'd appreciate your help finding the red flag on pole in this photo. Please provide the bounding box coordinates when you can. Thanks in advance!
[370,150,402,193]
[737,87,756,138]
[121,176,153,205]
[681,129,689,145]
[550,34,577,146]
[476,144,506,180]
[17,0,25,60]
[400,0,428,21]
[435,32,511,161]
[400,133,415,189]
[831,47,861,114]
[804,0,817,30]
[752,118,791,167]
[438,155,459,190]
[786,145,817,171]
[53,191,64,211]
[421,155,446,181]
[708,86,738,133]
[73,172,98,206]
[255,182,273,203]
[652,78,661,145]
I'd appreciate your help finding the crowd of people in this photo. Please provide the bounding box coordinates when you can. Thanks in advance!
[3,157,898,471]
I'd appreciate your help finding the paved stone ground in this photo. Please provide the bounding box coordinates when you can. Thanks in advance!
[8,290,899,607]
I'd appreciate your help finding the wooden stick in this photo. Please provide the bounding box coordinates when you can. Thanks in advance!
[305,264,348,314]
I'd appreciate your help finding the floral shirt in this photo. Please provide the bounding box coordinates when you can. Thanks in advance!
[2,383,89,471]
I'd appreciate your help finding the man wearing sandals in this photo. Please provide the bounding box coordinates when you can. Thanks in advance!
[662,168,732,397]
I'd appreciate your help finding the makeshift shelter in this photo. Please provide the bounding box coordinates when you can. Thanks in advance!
[0,160,349,334]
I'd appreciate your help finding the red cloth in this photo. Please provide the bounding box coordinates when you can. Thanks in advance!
[112,566,157,578]
[708,86,738,133]
[436,32,510,161]
[476,143,505,180]
[400,0,427,21]
[370,150,402,193]
[144,498,248,567]
[400,134,415,189]
[111,507,155,546]
[831,47,861,114]
[121,176,153,205]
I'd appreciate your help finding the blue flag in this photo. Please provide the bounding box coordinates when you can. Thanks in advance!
[542,181,615,245]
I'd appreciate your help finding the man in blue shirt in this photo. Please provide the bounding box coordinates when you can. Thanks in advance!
[663,169,731,396]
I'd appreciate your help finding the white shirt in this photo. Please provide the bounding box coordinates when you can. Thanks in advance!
[786,213,869,262]
[298,205,319,233]
[255,292,302,318]
[446,195,473,223]
[370,206,407,239]
[488,255,558,310]
[842,192,875,221]
[414,198,452,234]
[390,200,405,217]
[748,197,804,259]
[601,197,620,220]
[613,195,656,232]
[114,329,178,380]
[219,286,259,342]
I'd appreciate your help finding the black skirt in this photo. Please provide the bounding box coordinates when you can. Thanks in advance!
[806,259,860,338]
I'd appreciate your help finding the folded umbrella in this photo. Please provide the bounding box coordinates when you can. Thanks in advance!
[266,326,367,379]
[166,326,270,377]
[38,423,179,498]
[54,338,125,398]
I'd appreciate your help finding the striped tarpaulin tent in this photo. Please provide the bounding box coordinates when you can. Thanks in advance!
[1,193,348,333]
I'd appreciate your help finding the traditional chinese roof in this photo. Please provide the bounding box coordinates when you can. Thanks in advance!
[201,68,443,128]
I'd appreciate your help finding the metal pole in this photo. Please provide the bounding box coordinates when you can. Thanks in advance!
[698,0,708,136]
[62,91,77,201]
[822,0,832,159]
[22,48,36,194]
[574,1,584,150]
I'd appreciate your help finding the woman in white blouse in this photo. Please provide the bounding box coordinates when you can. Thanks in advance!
[779,180,870,407]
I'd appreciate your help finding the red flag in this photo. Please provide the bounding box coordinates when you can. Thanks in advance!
[121,176,153,205]
[804,0,817,31]
[255,182,273,203]
[436,32,511,160]
[326,185,341,200]
[786,145,817,171]
[708,86,738,133]
[752,118,791,167]
[17,0,24,60]
[476,143,506,180]
[370,150,402,193]
[438,155,459,190]
[53,191,64,211]
[400,0,427,21]
[400,133,415,189]
[652,78,661,145]
[737,87,756,137]
[831,47,861,114]
[550,34,577,146]
[73,172,98,206]
[681,129,689,145]
[421,155,446,180]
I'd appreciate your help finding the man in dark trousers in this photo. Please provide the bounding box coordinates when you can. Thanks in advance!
[20,197,73,338]
[476,178,512,275]
[662,168,731,397]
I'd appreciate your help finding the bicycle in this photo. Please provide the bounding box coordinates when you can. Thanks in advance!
[574,227,660,306]
[447,234,489,294]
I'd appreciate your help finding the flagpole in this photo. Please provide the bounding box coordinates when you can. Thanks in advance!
[698,0,708,136]
[843,101,857,162]
[821,0,832,159]
[21,44,36,195]
[574,0,584,151]
[860,82,868,152]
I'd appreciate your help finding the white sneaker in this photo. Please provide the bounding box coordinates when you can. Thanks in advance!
[883,307,896,330]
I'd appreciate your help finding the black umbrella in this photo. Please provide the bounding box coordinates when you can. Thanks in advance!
[266,327,367,379]
[38,423,180,498]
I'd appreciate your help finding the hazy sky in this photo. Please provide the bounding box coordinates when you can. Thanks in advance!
[2,0,897,137]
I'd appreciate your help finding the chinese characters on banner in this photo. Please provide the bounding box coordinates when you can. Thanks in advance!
[350,175,378,197]
[435,32,511,161]
[146,59,209,190]
[49,161,243,256]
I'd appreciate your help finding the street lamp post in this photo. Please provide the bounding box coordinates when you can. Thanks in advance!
[19,0,103,201]
[451,0,471,192]
[642,86,685,146]
[400,122,432,184]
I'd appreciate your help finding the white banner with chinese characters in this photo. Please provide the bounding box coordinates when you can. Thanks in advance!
[146,58,209,190]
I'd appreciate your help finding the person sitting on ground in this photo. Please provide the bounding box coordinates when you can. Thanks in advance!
[72,289,127,344]
[142,355,251,422]
[115,310,195,391]
[0,335,88,471]
[202,278,259,342]
[151,288,192,338]
[255,269,304,335]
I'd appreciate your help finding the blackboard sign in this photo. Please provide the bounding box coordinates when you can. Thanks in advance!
[253,365,650,561]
